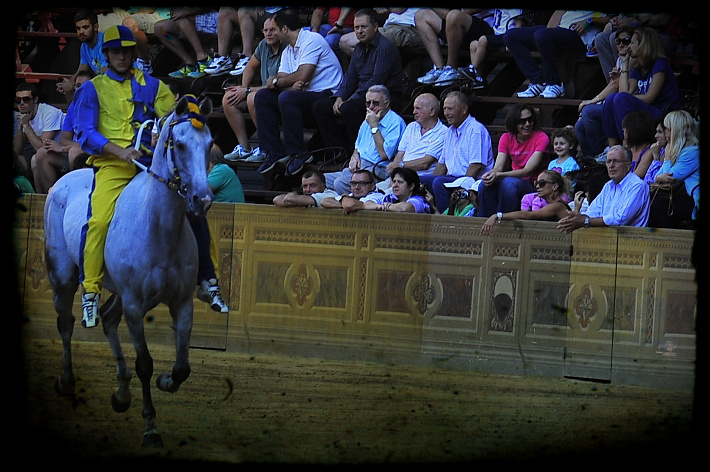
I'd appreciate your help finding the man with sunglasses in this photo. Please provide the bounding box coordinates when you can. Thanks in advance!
[13,82,65,188]
[557,145,650,233]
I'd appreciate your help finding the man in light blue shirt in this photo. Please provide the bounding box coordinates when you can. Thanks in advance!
[558,145,650,233]
[325,85,406,194]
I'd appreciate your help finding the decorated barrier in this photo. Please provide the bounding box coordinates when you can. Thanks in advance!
[17,195,696,389]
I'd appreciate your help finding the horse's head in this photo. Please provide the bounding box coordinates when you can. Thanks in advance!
[162,94,214,217]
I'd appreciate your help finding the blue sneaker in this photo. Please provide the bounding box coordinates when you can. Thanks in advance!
[258,152,290,173]
[286,154,314,176]
[224,144,253,161]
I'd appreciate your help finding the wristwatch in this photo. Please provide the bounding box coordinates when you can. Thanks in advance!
[496,212,503,222]
[245,86,251,95]
[371,127,379,134]
[272,77,279,87]
[584,216,590,228]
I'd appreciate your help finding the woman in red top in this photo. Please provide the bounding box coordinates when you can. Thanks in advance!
[477,103,550,217]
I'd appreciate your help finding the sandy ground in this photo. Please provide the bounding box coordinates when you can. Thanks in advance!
[17,336,696,466]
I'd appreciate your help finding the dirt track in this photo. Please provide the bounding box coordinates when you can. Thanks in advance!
[18,336,695,465]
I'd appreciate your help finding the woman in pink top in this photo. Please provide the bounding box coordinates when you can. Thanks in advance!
[477,104,550,217]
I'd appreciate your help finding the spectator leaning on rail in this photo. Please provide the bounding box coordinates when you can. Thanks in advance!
[557,145,650,233]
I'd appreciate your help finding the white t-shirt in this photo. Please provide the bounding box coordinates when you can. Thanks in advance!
[397,119,448,175]
[383,8,420,27]
[279,29,343,94]
[30,103,65,141]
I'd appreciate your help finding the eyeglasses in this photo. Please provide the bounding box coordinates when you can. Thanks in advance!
[606,159,630,165]
[535,179,550,188]
[350,180,373,187]
[365,100,381,107]
[517,116,534,125]
[15,96,34,105]
[615,36,632,45]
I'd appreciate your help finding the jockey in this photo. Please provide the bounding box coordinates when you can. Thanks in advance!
[73,25,176,328]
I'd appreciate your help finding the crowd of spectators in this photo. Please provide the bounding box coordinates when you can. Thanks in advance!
[14,8,699,231]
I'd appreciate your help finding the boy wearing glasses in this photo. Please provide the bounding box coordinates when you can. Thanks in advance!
[13,82,65,188]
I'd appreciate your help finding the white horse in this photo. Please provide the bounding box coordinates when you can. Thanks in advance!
[43,95,214,447]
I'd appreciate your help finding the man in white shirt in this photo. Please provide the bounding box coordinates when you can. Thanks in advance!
[557,145,650,232]
[273,170,338,208]
[255,9,344,175]
[419,91,494,213]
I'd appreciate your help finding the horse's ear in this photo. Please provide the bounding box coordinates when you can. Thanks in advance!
[199,96,213,117]
[175,95,189,116]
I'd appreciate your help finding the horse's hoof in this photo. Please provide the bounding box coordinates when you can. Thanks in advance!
[142,432,164,448]
[156,373,181,393]
[110,391,131,413]
[54,376,75,396]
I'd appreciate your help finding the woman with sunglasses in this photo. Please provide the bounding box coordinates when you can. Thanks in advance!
[575,25,635,158]
[480,170,571,235]
[477,103,550,218]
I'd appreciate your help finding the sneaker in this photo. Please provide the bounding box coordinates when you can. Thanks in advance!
[434,66,462,87]
[586,45,598,57]
[187,56,212,78]
[243,147,266,163]
[197,279,229,313]
[134,57,153,75]
[417,66,444,84]
[458,65,486,89]
[229,55,250,76]
[540,83,565,98]
[286,154,314,176]
[224,144,253,161]
[517,82,545,98]
[81,292,100,328]
[258,152,290,173]
[169,63,197,78]
[205,55,235,75]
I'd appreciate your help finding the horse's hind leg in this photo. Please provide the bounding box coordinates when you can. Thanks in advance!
[99,294,133,413]
[53,289,77,396]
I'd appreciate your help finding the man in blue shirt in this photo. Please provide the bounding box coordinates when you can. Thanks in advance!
[557,145,650,232]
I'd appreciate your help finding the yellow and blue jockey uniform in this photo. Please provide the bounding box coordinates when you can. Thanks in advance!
[74,66,175,295]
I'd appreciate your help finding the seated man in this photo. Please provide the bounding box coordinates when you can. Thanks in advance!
[419,91,494,214]
[253,9,343,175]
[320,169,383,213]
[383,92,447,188]
[273,170,338,208]
[557,145,650,233]
[325,85,406,195]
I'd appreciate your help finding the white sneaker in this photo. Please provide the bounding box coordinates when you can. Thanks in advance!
[197,279,229,313]
[417,66,443,84]
[205,55,235,75]
[517,82,545,98]
[433,65,461,87]
[224,144,253,161]
[81,292,100,328]
[243,147,266,163]
[540,84,565,98]
[229,56,250,76]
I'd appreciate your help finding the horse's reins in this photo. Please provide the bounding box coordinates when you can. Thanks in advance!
[132,95,206,197]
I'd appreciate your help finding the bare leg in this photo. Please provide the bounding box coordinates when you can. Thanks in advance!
[237,7,258,56]
[154,19,194,65]
[415,9,445,69]
[31,148,64,194]
[216,7,239,57]
[222,94,251,149]
[445,10,472,69]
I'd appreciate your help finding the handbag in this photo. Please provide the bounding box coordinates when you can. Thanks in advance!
[649,181,685,217]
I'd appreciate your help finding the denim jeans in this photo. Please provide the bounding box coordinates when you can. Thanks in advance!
[602,92,663,141]
[255,88,331,156]
[575,103,607,158]
[504,25,585,85]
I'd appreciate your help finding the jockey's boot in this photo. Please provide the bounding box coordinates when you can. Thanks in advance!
[81,292,100,328]
[198,279,229,313]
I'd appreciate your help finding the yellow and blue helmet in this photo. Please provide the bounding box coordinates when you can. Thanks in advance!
[102,25,137,50]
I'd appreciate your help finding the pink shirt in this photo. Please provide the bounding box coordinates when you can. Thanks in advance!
[498,130,550,181]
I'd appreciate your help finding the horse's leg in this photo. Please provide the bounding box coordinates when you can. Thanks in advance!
[53,288,77,396]
[122,308,162,447]
[99,294,133,413]
[156,299,193,394]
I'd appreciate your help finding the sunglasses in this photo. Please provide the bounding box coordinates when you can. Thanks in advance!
[350,180,373,187]
[535,179,550,188]
[15,96,34,105]
[615,36,632,45]
[366,100,383,107]
[517,116,534,125]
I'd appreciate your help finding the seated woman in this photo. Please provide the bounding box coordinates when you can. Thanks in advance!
[648,110,699,229]
[358,167,434,214]
[480,170,571,235]
[601,27,679,149]
[645,117,668,184]
[476,103,550,217]
[622,110,656,180]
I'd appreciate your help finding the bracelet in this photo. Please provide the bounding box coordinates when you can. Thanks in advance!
[334,22,343,29]
[621,70,628,73]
